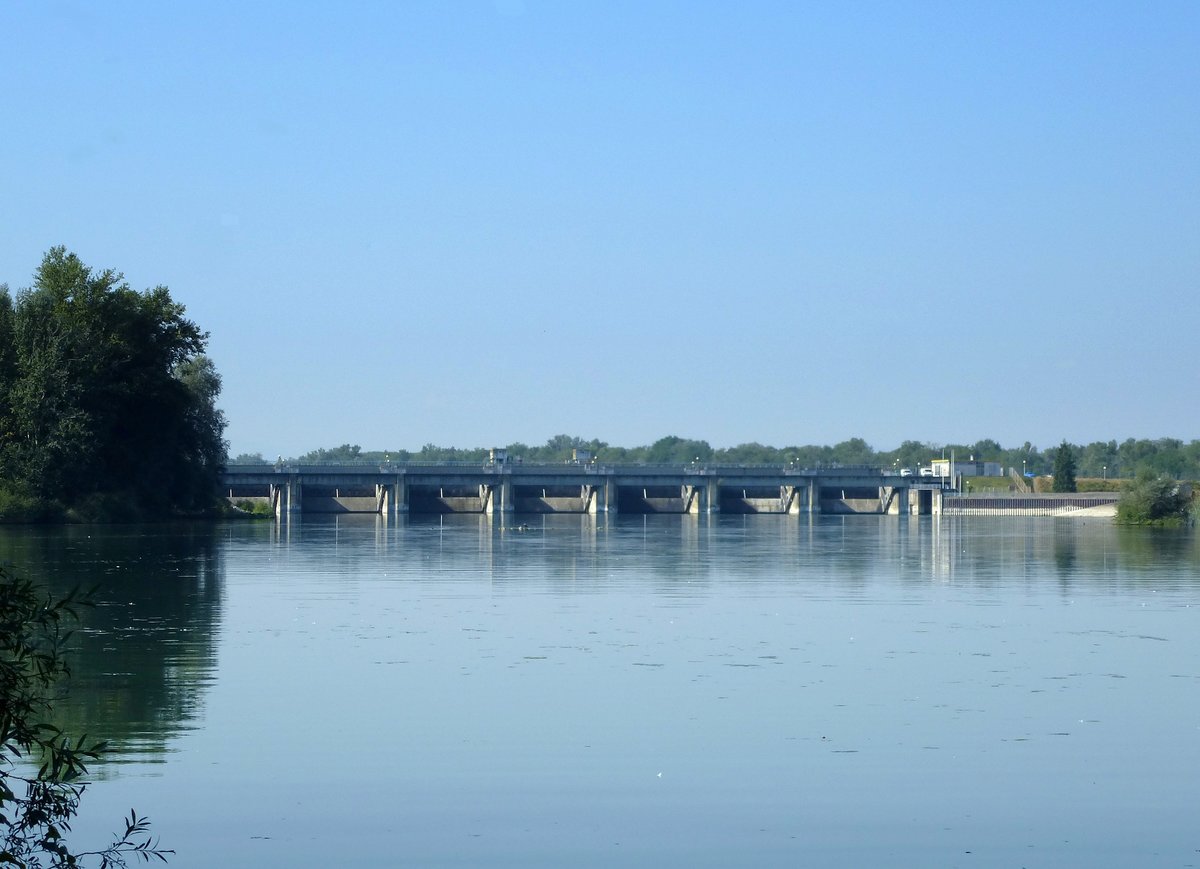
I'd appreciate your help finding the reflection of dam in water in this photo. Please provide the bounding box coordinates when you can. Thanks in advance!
[224,462,949,517]
[0,512,1192,791]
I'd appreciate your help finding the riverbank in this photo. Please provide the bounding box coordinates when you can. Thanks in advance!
[0,487,269,524]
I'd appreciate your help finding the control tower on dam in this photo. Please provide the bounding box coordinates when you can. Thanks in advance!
[223,462,949,517]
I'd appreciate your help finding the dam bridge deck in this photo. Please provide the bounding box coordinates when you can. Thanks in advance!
[223,461,951,516]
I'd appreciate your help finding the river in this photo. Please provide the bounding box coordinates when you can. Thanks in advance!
[2,515,1197,868]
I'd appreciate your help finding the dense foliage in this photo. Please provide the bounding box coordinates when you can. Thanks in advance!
[1116,470,1194,526]
[0,564,170,866]
[0,249,226,519]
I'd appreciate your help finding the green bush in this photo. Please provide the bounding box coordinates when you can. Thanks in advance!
[1116,470,1192,526]
[963,476,1016,492]
[64,491,147,523]
[0,484,64,523]
[232,498,274,517]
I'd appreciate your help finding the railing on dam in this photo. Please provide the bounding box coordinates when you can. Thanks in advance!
[224,460,890,474]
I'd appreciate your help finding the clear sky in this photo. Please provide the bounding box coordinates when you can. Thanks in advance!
[3,1,1197,457]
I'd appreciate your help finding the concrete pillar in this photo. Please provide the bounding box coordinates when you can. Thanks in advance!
[807,480,821,514]
[682,484,701,514]
[377,482,405,515]
[784,485,801,515]
[706,478,720,513]
[494,476,513,513]
[602,477,618,514]
[276,476,301,515]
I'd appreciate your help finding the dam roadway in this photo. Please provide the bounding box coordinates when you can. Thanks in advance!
[222,461,949,516]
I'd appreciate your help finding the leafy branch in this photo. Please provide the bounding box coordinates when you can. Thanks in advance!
[0,564,172,867]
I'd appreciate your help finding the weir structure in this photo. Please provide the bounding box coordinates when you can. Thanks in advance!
[223,461,951,517]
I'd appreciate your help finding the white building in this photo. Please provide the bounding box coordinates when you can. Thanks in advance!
[929,458,1003,478]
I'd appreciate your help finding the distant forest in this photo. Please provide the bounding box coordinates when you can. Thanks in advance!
[233,435,1200,480]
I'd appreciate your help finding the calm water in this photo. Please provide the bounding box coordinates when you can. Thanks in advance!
[2,515,1198,868]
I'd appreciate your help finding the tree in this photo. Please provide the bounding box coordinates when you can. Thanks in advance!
[0,248,226,516]
[0,289,14,408]
[644,436,713,464]
[1051,441,1077,492]
[0,564,171,866]
[830,437,875,467]
[717,442,781,464]
[539,434,586,461]
[296,444,363,463]
[1079,440,1119,478]
[971,438,1003,457]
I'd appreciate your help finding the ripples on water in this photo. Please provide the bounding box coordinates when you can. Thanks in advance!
[1,516,1197,868]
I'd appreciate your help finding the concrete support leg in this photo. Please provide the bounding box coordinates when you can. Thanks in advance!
[682,485,700,514]
[784,485,800,515]
[602,479,618,514]
[706,479,720,513]
[277,477,301,515]
[497,477,514,513]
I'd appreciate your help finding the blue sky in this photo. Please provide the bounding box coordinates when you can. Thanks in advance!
[3,1,1197,457]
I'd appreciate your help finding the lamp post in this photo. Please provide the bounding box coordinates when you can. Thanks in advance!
[1022,459,1027,477]
[1103,465,1107,480]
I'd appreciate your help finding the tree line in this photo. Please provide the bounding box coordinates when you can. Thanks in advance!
[0,248,227,520]
[234,434,1200,480]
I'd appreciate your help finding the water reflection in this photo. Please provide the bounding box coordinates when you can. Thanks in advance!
[0,513,1196,778]
[261,512,1200,597]
[0,525,223,765]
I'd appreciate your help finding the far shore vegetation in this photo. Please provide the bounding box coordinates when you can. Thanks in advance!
[238,435,1200,486]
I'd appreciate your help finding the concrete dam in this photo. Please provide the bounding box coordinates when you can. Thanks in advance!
[222,462,949,517]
